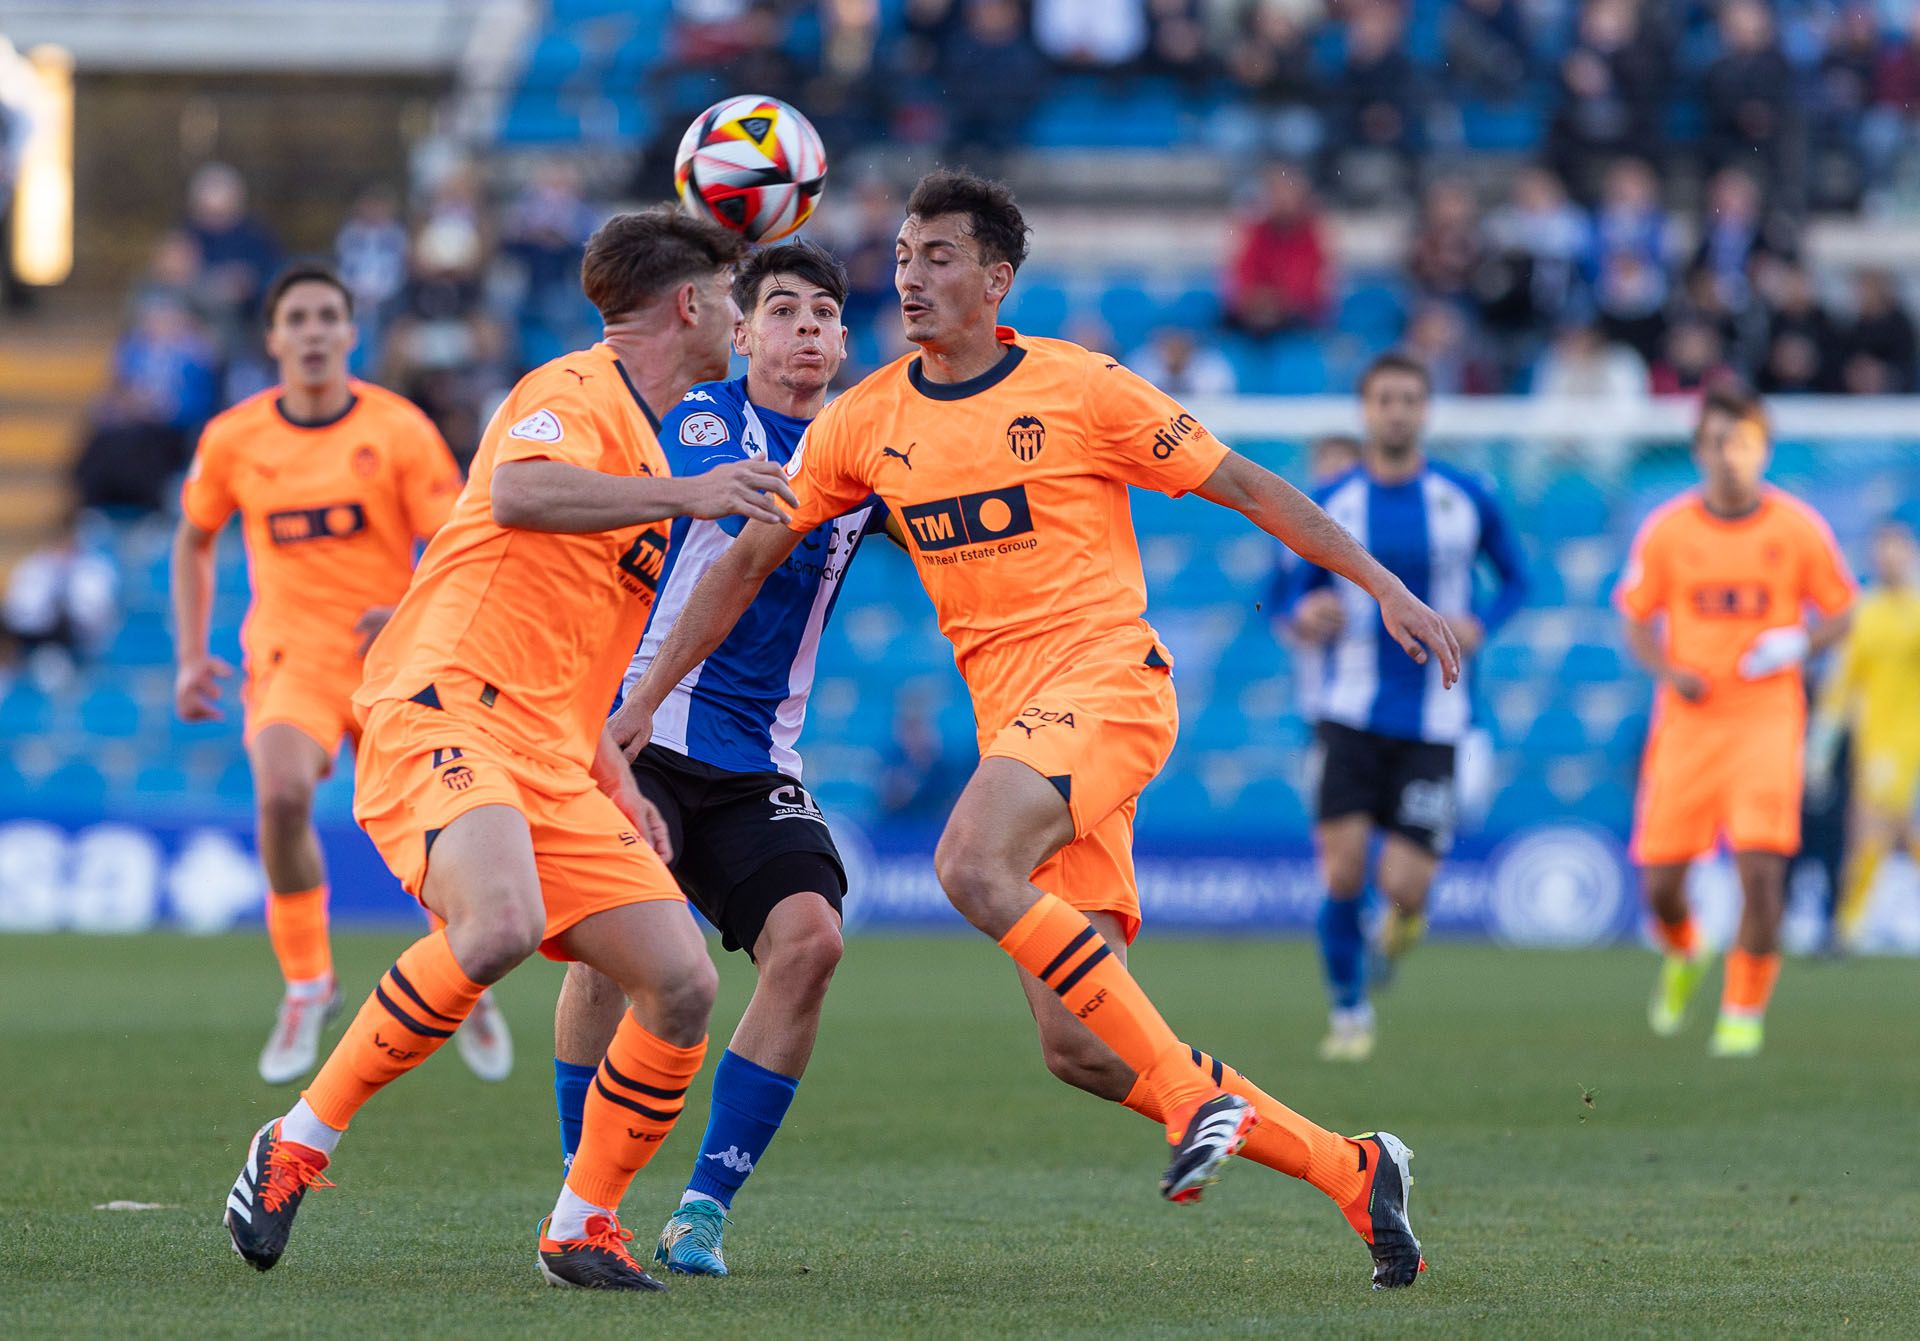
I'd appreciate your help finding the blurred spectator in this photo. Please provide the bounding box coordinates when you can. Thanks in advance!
[1034,0,1149,70]
[383,211,503,462]
[1406,180,1482,306]
[181,162,280,338]
[1756,262,1838,394]
[1334,2,1419,191]
[1689,167,1796,318]
[334,187,411,364]
[1650,317,1736,396]
[71,378,190,515]
[113,300,218,435]
[1401,302,1498,395]
[128,232,210,327]
[1545,0,1665,200]
[1810,6,1881,208]
[3,511,118,675]
[1478,167,1589,357]
[1126,328,1237,396]
[1702,0,1795,187]
[1444,0,1532,102]
[878,694,968,822]
[1143,0,1213,88]
[941,0,1045,164]
[1532,321,1650,401]
[1586,159,1672,362]
[1222,162,1330,337]
[1210,3,1323,162]
[1840,269,1918,394]
[498,160,600,367]
[1863,13,1920,190]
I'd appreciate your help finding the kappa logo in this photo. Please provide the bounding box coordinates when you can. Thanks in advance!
[1150,412,1202,460]
[881,442,916,470]
[704,1145,755,1174]
[680,411,729,448]
[1007,415,1045,462]
[441,764,476,791]
[507,408,563,443]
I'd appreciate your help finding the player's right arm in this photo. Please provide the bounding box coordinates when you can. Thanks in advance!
[490,457,796,531]
[171,424,236,721]
[1614,511,1706,701]
[608,517,806,760]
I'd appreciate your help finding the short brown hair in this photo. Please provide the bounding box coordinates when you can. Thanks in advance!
[265,261,352,325]
[1358,351,1432,397]
[580,205,748,322]
[1697,380,1766,433]
[905,168,1031,272]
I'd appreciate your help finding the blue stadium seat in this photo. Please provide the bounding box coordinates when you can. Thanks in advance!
[1266,337,1330,395]
[1003,281,1069,337]
[1099,284,1159,351]
[1559,642,1625,684]
[78,685,143,739]
[108,612,173,667]
[1336,281,1406,345]
[1459,100,1546,151]
[43,759,109,813]
[1523,706,1588,757]
[0,680,52,736]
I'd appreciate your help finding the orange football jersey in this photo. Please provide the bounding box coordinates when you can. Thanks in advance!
[783,328,1231,728]
[354,343,673,774]
[1614,487,1854,717]
[181,381,462,677]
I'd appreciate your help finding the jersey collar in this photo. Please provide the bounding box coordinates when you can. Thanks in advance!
[610,355,664,433]
[907,326,1025,401]
[272,391,359,431]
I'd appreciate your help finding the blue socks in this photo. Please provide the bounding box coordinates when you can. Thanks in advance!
[553,1058,596,1170]
[553,1048,800,1207]
[1316,893,1368,1010]
[685,1050,799,1209]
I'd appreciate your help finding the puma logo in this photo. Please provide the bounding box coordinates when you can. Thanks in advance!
[563,367,590,384]
[1012,720,1041,737]
[881,442,916,470]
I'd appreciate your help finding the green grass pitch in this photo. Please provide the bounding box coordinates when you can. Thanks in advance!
[3,931,1915,1339]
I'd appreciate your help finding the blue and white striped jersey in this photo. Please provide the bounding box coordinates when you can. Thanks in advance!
[1274,461,1528,744]
[620,376,885,779]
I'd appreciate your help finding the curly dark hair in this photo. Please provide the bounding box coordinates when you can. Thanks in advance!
[905,168,1031,273]
[732,238,849,314]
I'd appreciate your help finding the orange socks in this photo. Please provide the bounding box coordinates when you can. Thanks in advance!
[565,1016,707,1210]
[267,885,332,985]
[1653,913,1699,959]
[1122,1047,1366,1205]
[1721,948,1781,1019]
[301,930,486,1131]
[999,895,1217,1131]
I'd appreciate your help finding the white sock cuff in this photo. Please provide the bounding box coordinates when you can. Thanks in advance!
[280,1098,344,1156]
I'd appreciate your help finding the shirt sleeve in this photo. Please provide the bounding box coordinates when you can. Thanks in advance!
[1083,356,1231,497]
[398,411,465,540]
[659,395,747,479]
[1799,508,1857,618]
[1613,512,1668,621]
[492,376,614,471]
[179,422,236,532]
[783,398,872,534]
[1468,478,1530,635]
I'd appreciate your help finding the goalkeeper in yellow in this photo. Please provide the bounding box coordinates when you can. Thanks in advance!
[1809,519,1920,948]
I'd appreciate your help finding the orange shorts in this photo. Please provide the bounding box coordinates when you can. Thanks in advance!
[351,698,684,961]
[1632,709,1803,865]
[979,659,1178,944]
[243,655,360,758]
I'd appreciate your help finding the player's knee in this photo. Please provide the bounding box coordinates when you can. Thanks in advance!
[933,834,1017,928]
[632,956,718,1040]
[447,894,544,982]
[1322,861,1366,900]
[1041,1035,1128,1099]
[256,777,315,835]
[565,961,628,1018]
[760,915,843,1003]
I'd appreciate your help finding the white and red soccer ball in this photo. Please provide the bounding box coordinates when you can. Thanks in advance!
[674,95,826,244]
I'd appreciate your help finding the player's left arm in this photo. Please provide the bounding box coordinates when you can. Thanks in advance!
[1465,476,1531,653]
[1197,452,1461,685]
[1739,509,1856,679]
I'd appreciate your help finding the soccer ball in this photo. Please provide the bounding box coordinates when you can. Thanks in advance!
[674,95,827,244]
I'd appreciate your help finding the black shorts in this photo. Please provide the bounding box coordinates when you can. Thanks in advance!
[1314,721,1458,855]
[630,743,846,956]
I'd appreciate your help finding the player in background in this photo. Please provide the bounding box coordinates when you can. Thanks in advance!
[1267,434,1362,726]
[1618,386,1854,1058]
[171,262,512,1085]
[617,170,1459,1289]
[553,240,892,1277]
[221,208,799,1291]
[1280,356,1527,1063]
[1808,518,1920,948]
